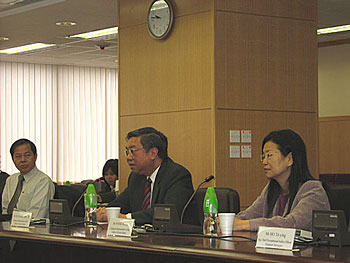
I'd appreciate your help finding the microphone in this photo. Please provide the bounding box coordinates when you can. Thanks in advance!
[180,175,214,224]
[204,175,214,183]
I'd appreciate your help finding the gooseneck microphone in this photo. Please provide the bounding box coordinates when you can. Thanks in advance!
[203,175,214,183]
[180,175,214,224]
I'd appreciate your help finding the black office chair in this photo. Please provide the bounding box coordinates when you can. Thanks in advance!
[326,184,350,225]
[0,171,9,214]
[54,184,86,217]
[183,187,240,226]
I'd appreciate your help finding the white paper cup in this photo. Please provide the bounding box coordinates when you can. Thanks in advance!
[106,207,121,222]
[218,212,235,236]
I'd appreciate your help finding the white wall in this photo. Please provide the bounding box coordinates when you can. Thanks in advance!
[318,44,350,117]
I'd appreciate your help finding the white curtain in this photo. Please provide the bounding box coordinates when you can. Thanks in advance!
[0,62,118,183]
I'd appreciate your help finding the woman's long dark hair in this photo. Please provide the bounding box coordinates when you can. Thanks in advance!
[263,129,314,217]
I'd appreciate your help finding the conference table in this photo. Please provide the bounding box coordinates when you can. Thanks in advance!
[0,221,349,263]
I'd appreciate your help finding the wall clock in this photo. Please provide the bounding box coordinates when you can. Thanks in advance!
[147,0,174,40]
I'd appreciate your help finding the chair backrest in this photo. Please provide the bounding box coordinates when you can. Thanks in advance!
[81,179,110,194]
[54,184,86,217]
[183,187,240,226]
[327,184,350,225]
[0,171,9,213]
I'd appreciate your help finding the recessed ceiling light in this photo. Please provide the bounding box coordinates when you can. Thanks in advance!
[0,43,56,54]
[0,36,9,41]
[67,27,118,40]
[8,0,25,5]
[56,21,77,26]
[317,24,350,35]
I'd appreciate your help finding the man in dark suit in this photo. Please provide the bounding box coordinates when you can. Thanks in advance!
[97,127,194,225]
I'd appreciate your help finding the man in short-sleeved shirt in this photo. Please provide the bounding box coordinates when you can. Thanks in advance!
[2,139,55,219]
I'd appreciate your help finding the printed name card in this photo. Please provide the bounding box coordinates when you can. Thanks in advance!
[107,218,135,237]
[11,211,32,228]
[256,227,296,250]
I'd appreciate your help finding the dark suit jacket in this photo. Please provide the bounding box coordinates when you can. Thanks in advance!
[108,157,194,225]
[0,171,9,213]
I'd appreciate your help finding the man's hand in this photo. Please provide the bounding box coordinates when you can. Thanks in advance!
[97,207,127,221]
[97,207,108,222]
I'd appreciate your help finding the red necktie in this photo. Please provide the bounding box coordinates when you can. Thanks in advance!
[142,178,152,210]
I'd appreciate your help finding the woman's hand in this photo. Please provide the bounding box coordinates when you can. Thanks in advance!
[234,217,250,231]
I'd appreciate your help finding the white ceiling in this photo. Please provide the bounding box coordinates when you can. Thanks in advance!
[0,0,118,68]
[318,0,350,43]
[0,0,349,69]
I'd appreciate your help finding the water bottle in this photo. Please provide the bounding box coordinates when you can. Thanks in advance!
[203,187,218,236]
[84,184,98,227]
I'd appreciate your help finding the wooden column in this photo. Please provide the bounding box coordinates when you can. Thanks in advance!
[213,1,318,206]
[118,0,318,208]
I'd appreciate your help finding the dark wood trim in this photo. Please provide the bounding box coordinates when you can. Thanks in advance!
[318,39,350,48]
[320,174,350,185]
[319,116,350,122]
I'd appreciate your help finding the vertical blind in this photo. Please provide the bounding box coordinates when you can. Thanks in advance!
[0,62,118,183]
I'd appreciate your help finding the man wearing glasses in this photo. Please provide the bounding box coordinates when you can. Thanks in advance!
[97,127,194,226]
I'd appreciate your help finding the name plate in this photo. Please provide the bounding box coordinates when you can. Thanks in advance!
[256,227,296,250]
[11,211,32,228]
[107,218,135,237]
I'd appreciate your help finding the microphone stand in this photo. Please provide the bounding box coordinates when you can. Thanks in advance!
[180,175,214,224]
[71,188,86,217]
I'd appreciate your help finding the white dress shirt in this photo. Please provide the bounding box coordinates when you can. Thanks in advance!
[2,166,55,219]
[148,165,160,205]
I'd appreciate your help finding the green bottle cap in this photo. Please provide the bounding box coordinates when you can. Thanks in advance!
[203,187,218,214]
[86,184,97,194]
[65,180,71,186]
[85,184,97,208]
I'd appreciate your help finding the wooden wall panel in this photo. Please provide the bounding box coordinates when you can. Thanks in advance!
[213,0,318,208]
[120,0,212,28]
[215,12,317,112]
[215,0,316,21]
[119,11,213,116]
[119,110,214,191]
[319,116,350,174]
[215,110,318,207]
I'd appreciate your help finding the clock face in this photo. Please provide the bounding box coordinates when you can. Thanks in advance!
[147,0,173,39]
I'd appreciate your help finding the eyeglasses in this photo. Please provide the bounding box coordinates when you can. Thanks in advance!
[124,147,144,157]
[260,152,277,162]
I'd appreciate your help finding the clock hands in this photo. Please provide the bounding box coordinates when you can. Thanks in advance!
[151,15,161,19]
